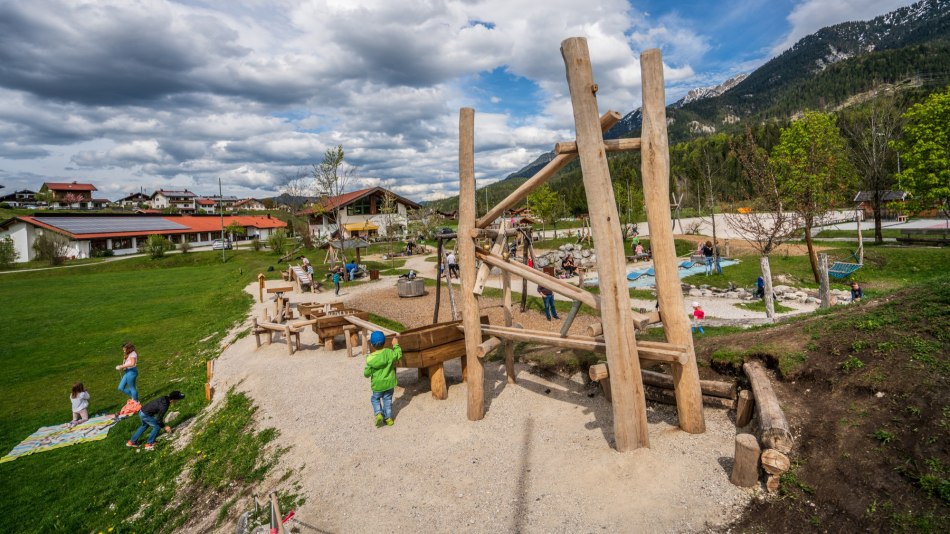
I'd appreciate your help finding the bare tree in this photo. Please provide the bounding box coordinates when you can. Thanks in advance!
[725,129,800,320]
[376,191,399,268]
[313,145,356,263]
[279,168,315,247]
[840,95,903,245]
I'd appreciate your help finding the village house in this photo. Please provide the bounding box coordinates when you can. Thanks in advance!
[0,189,37,207]
[233,198,267,211]
[39,181,109,209]
[0,213,286,262]
[149,189,197,212]
[299,187,420,240]
[115,192,152,208]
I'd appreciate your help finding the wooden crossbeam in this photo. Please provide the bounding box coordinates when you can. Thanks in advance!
[344,315,397,336]
[474,246,597,308]
[554,137,641,155]
[478,325,687,363]
[475,111,622,229]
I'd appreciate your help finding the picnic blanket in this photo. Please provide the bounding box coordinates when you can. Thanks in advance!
[1,414,117,463]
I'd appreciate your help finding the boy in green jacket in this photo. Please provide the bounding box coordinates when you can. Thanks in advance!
[363,331,402,427]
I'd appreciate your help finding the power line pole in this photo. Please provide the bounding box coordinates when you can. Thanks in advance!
[219,178,225,262]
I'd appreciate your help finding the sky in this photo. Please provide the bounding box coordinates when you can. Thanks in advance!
[0,0,916,202]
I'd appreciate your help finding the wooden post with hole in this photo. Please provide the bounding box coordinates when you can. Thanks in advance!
[561,37,649,450]
[639,47,706,434]
[459,107,485,421]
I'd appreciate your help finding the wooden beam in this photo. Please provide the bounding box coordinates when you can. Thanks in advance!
[459,107,486,421]
[475,111,622,229]
[644,386,734,410]
[589,364,735,399]
[480,325,686,363]
[640,48,705,434]
[502,270,516,384]
[475,247,597,308]
[476,336,502,358]
[344,315,397,336]
[562,37,649,450]
[554,137,641,155]
[743,360,793,454]
[559,300,583,337]
[469,228,520,239]
[473,219,508,295]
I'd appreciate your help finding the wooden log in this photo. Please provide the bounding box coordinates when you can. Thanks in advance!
[554,137,641,155]
[586,322,603,337]
[475,111,622,229]
[459,107,485,421]
[761,448,791,476]
[589,363,609,382]
[766,474,781,493]
[736,389,754,427]
[641,369,736,399]
[324,337,334,352]
[475,246,597,308]
[469,227,521,239]
[730,434,761,488]
[343,325,356,358]
[429,363,448,400]
[477,336,502,359]
[502,270,516,384]
[743,360,793,454]
[252,318,263,347]
[474,220,507,295]
[345,315,397,336]
[559,300,582,337]
[562,37,648,450]
[644,386,734,409]
[640,48,705,434]
[480,325,687,363]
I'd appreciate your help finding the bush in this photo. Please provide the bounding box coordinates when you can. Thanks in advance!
[0,236,19,268]
[32,232,70,266]
[267,229,289,255]
[139,234,174,259]
[90,249,114,258]
[179,240,191,254]
[251,238,263,251]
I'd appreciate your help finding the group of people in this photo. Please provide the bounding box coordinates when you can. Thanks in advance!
[699,240,722,275]
[66,342,185,451]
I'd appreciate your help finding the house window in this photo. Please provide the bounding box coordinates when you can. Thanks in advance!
[187,233,199,243]
[346,197,372,216]
[112,238,132,250]
[91,239,108,252]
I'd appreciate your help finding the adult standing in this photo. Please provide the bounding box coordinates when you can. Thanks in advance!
[446,251,459,279]
[116,342,139,401]
[537,286,560,321]
[701,241,714,276]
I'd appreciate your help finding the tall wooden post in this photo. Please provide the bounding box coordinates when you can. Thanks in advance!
[502,270,516,384]
[561,37,649,450]
[639,48,706,434]
[818,253,830,309]
[459,107,485,421]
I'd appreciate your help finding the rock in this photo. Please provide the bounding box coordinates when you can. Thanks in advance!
[689,288,701,297]
[805,296,819,304]
[581,250,591,258]
[569,371,587,386]
[563,244,574,251]
[725,291,739,299]
[773,285,792,293]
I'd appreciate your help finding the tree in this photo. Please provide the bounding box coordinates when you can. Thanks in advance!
[225,221,246,247]
[267,228,289,255]
[139,234,173,259]
[313,145,355,258]
[528,184,560,237]
[376,191,400,268]
[772,111,856,283]
[894,87,950,223]
[407,208,443,241]
[840,94,904,244]
[612,167,644,238]
[33,232,70,265]
[725,128,800,319]
[0,236,19,268]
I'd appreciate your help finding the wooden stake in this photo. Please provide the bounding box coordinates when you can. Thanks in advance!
[562,37,648,450]
[818,252,830,309]
[730,433,761,488]
[459,107,485,421]
[761,256,775,321]
[204,382,213,402]
[559,300,582,337]
[343,325,356,358]
[433,237,443,323]
[743,360,794,454]
[257,273,265,303]
[736,389,754,427]
[502,270,516,384]
[640,48,705,434]
[206,360,214,381]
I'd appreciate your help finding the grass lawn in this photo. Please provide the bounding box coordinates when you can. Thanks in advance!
[0,250,294,532]
[814,229,903,239]
[734,300,796,313]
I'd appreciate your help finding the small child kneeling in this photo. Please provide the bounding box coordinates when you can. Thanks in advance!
[363,331,403,427]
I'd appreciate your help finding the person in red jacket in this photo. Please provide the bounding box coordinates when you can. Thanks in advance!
[691,302,705,334]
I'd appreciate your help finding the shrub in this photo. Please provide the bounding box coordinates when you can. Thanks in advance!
[0,236,19,268]
[32,232,70,266]
[251,238,263,251]
[267,229,289,255]
[90,249,114,258]
[179,240,191,254]
[139,234,174,259]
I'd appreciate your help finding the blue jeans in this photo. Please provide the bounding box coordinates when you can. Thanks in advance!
[334,281,340,295]
[131,411,161,444]
[704,257,713,274]
[543,294,559,320]
[118,368,138,401]
[715,256,722,274]
[371,388,394,420]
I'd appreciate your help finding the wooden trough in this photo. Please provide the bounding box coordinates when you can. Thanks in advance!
[307,308,369,351]
[384,317,489,400]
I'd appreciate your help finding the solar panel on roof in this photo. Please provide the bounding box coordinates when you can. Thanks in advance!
[32,217,189,234]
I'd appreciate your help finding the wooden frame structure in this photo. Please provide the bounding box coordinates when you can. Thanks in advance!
[456,38,705,451]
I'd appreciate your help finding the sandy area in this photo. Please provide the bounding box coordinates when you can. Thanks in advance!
[208,272,756,533]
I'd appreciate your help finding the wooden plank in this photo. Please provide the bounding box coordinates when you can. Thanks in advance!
[459,107,486,421]
[743,360,794,454]
[395,320,463,351]
[640,48,705,434]
[554,137,641,155]
[562,35,649,452]
[475,111,622,229]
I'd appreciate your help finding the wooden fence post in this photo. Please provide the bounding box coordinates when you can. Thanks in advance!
[818,253,830,309]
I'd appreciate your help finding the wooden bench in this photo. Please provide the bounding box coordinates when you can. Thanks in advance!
[252,317,307,355]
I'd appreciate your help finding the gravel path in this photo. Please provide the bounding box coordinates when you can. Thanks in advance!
[211,276,754,533]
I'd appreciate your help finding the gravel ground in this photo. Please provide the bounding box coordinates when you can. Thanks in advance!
[209,275,755,533]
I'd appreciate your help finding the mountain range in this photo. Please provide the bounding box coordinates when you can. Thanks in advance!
[427,0,949,209]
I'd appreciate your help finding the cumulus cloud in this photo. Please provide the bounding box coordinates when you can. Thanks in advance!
[0,0,737,200]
